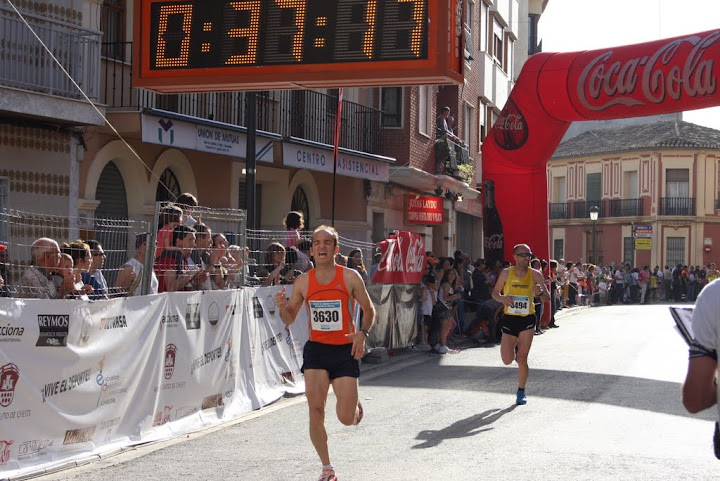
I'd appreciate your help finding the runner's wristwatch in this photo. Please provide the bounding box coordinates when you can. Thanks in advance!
[359,328,370,338]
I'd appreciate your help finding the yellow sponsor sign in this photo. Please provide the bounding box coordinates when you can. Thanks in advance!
[635,238,652,250]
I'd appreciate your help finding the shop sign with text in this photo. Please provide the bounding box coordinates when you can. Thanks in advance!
[405,195,443,225]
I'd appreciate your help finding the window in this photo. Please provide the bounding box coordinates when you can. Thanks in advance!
[623,170,638,199]
[666,168,689,197]
[587,173,601,206]
[381,87,403,128]
[504,35,514,75]
[553,177,567,203]
[667,237,685,267]
[553,239,564,261]
[528,14,540,55]
[464,0,474,59]
[491,17,504,69]
[291,187,310,231]
[156,169,181,203]
[418,86,432,137]
[623,237,634,266]
[478,101,486,143]
[463,102,472,147]
[480,3,489,52]
[101,0,125,59]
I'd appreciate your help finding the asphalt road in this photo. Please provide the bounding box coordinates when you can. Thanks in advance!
[32,303,719,481]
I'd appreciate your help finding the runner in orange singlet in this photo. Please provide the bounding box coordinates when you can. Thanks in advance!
[275,225,376,481]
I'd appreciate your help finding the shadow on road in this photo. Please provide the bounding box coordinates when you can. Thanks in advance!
[412,405,517,449]
[364,363,712,421]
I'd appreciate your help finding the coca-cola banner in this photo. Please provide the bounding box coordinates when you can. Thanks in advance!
[482,29,720,266]
[372,231,425,284]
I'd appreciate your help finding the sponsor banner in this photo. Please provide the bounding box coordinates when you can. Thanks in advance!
[405,195,443,225]
[282,141,390,182]
[0,287,308,478]
[141,114,274,162]
[241,287,305,408]
[372,231,425,285]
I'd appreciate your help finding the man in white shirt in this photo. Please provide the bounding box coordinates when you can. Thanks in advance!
[682,277,720,458]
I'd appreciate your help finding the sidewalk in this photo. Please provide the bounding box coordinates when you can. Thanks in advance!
[360,304,591,375]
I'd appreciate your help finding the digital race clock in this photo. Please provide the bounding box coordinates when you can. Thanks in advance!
[133,0,463,92]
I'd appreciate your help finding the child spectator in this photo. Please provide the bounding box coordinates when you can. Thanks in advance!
[283,211,304,248]
[156,204,183,258]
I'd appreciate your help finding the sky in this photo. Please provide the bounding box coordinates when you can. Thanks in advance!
[540,0,720,130]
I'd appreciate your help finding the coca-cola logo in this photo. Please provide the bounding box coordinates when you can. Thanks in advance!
[577,30,720,111]
[484,233,504,250]
[404,238,426,273]
[377,236,405,274]
[153,406,173,427]
[0,363,19,408]
[493,99,528,150]
[0,440,12,465]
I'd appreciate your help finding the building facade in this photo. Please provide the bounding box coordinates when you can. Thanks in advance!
[548,119,720,268]
[0,0,546,263]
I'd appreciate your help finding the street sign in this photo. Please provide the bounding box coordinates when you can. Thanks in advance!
[635,225,652,238]
[635,238,652,250]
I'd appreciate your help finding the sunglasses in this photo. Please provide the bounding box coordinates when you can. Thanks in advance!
[515,252,533,258]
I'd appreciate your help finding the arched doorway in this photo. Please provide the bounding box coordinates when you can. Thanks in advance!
[94,161,128,288]
[156,168,181,203]
[291,186,310,231]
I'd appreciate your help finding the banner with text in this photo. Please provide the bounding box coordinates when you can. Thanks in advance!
[0,286,307,478]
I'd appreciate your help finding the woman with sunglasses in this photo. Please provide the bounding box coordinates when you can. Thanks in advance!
[491,244,550,405]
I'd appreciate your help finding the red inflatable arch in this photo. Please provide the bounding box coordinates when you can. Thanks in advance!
[482,29,720,267]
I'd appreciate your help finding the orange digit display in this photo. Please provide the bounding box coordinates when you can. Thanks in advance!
[133,0,463,92]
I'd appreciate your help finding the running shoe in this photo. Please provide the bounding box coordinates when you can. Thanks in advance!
[416,342,432,352]
[436,345,451,354]
[355,401,363,425]
[516,388,527,405]
[318,468,337,481]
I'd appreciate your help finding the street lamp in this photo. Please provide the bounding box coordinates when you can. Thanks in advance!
[589,205,599,264]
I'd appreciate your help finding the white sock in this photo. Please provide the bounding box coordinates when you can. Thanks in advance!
[323,464,334,471]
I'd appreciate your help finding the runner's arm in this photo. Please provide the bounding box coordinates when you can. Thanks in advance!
[491,269,513,306]
[276,273,307,325]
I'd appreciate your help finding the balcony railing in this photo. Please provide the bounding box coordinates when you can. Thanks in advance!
[101,42,383,155]
[549,203,568,219]
[0,4,101,100]
[660,197,695,216]
[549,198,644,220]
[434,135,471,181]
[605,198,643,217]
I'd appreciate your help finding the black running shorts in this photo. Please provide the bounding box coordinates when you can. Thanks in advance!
[302,340,360,379]
[500,315,535,337]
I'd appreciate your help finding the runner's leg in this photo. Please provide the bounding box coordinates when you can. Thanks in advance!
[515,328,535,388]
[304,369,332,465]
[500,331,517,365]
[331,376,360,426]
